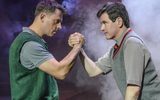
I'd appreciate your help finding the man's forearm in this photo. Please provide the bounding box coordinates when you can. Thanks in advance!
[59,45,81,75]
[38,44,81,80]
[79,49,103,77]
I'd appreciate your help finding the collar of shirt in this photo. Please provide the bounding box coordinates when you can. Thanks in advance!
[112,28,132,59]
[22,27,46,43]
[114,28,131,46]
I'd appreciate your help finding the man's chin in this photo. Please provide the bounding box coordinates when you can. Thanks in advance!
[105,36,111,40]
[50,32,56,37]
[105,35,115,40]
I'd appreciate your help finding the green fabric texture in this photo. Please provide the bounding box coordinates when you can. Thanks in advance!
[9,32,59,100]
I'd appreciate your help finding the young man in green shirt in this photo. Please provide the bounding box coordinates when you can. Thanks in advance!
[9,0,84,99]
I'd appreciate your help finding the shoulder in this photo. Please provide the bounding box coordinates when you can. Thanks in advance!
[126,36,143,44]
[125,31,144,44]
[124,35,144,49]
[22,41,46,53]
[23,41,43,48]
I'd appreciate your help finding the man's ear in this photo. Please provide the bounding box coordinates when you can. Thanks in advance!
[39,13,46,23]
[116,17,123,28]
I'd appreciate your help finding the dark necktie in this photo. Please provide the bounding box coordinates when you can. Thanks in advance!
[113,43,119,54]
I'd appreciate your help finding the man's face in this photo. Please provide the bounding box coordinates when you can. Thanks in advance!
[42,9,63,37]
[99,12,119,40]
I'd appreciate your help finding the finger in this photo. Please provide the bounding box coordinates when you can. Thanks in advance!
[68,38,80,47]
[68,41,79,47]
[70,40,80,44]
[68,40,74,47]
[70,36,81,42]
[72,32,79,36]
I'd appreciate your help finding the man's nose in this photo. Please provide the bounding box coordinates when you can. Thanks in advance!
[100,24,105,32]
[57,23,62,30]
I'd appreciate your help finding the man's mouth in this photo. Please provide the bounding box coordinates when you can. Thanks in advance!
[53,29,59,33]
[52,30,57,34]
[104,32,108,35]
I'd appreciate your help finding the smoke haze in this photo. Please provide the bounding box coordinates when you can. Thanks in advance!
[68,0,160,99]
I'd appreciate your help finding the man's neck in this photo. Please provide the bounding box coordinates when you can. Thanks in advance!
[115,27,128,40]
[114,27,129,45]
[29,23,43,37]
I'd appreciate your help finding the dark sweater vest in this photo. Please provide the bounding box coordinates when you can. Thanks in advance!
[9,32,58,100]
[111,31,160,100]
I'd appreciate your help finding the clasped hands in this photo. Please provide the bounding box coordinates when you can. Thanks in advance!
[68,32,85,48]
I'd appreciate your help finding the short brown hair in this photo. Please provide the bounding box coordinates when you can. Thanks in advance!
[35,0,66,16]
[97,2,130,28]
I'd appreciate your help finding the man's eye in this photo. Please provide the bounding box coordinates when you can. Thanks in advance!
[56,20,61,24]
[54,20,61,24]
[102,21,107,24]
[53,20,57,24]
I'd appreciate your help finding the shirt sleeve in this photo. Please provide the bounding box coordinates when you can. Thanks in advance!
[95,52,112,74]
[20,41,54,69]
[124,37,144,86]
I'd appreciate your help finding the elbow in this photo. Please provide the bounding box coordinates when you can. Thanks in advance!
[56,64,73,80]
[88,73,98,77]
[55,75,66,80]
[50,64,71,80]
[54,69,68,80]
[87,69,102,77]
[54,73,66,80]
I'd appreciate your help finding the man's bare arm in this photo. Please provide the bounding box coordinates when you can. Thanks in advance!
[125,85,140,100]
[39,34,84,80]
[79,49,103,77]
